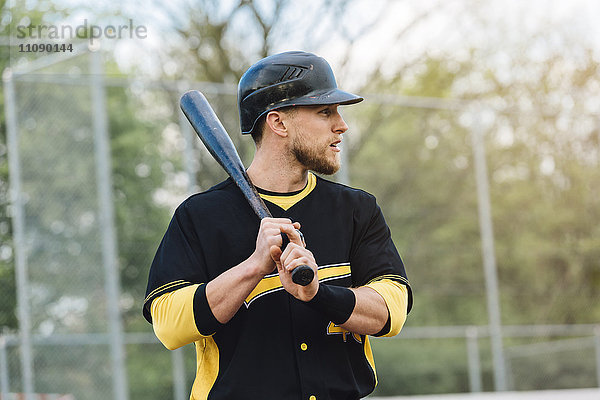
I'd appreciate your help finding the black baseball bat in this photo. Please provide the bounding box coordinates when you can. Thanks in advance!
[179,90,314,286]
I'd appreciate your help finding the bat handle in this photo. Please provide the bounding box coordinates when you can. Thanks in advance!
[291,265,314,286]
[280,231,315,286]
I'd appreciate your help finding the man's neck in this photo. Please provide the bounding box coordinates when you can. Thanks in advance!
[246,151,309,193]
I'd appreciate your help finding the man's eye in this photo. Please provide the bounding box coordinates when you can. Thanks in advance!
[320,109,331,115]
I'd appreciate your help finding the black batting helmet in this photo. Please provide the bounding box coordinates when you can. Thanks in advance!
[237,51,363,135]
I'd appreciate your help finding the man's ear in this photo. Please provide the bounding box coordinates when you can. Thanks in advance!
[265,110,289,138]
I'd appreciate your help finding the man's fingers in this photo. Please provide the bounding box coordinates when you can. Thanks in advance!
[285,256,312,272]
[260,218,304,250]
[270,245,283,268]
[260,217,293,228]
[280,242,301,264]
[279,224,304,247]
[281,244,315,271]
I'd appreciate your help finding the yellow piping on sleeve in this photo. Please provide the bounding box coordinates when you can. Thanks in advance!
[365,279,408,337]
[150,284,205,350]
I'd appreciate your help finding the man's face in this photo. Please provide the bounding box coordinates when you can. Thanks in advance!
[286,104,349,175]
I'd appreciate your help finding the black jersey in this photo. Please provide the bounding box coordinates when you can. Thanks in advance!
[143,174,412,400]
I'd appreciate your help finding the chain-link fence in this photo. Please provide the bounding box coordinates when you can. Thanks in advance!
[2,47,600,399]
[3,48,127,400]
[1,46,250,400]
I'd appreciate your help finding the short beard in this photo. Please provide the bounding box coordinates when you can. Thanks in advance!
[291,134,340,175]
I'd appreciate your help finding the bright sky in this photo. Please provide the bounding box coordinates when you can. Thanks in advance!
[306,0,600,87]
[7,0,600,80]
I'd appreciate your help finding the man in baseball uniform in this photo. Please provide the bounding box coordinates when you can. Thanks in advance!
[144,51,413,400]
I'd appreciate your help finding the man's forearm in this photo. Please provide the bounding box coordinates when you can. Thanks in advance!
[205,256,266,324]
[151,256,269,350]
[340,286,389,335]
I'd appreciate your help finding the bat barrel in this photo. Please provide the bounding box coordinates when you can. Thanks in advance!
[180,91,244,173]
[180,90,270,219]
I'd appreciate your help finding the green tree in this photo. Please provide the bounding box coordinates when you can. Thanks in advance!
[355,43,600,397]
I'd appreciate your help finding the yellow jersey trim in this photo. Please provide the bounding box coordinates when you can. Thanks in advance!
[364,336,378,387]
[365,280,408,337]
[258,172,317,210]
[244,262,351,306]
[191,337,220,400]
[317,263,351,282]
[366,274,410,287]
[145,279,189,303]
[150,284,206,350]
[245,273,282,305]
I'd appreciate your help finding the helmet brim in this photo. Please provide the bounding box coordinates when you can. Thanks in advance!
[286,88,363,107]
[243,89,363,134]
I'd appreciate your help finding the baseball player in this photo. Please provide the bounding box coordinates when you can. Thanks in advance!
[143,51,413,400]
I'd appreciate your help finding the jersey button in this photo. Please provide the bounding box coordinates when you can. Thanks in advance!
[300,342,308,351]
[309,396,316,400]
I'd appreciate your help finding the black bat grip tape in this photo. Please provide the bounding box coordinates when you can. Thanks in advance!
[291,265,315,286]
[281,232,315,286]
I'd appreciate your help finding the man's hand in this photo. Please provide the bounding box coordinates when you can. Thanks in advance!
[270,227,319,301]
[249,218,300,277]
[206,218,300,324]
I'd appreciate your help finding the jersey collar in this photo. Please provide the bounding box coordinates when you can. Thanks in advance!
[257,172,317,211]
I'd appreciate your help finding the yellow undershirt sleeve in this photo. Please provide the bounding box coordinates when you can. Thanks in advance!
[365,279,408,337]
[150,284,204,350]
